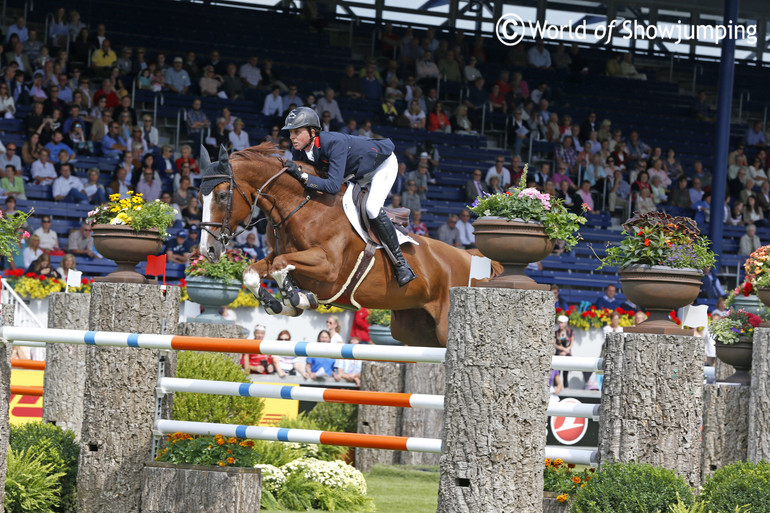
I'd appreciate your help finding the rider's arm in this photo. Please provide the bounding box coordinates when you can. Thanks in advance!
[305,138,347,194]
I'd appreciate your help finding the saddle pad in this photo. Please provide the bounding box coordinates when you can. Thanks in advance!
[343,185,419,248]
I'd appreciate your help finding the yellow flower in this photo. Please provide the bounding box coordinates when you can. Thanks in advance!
[553,458,563,467]
[218,461,225,467]
[128,190,134,195]
[227,437,238,444]
[109,193,120,201]
[544,458,551,466]
[557,494,568,503]
[226,457,235,464]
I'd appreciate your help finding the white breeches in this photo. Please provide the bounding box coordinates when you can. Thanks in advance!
[364,153,398,218]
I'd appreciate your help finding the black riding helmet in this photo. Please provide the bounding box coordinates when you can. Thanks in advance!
[282,107,320,132]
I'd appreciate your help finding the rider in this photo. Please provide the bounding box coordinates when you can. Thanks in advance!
[282,106,417,288]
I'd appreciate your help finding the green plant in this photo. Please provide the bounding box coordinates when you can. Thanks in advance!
[543,457,596,503]
[9,422,79,513]
[668,496,750,513]
[185,249,252,282]
[87,191,176,238]
[275,459,374,511]
[173,351,264,425]
[367,309,391,326]
[0,208,31,257]
[709,309,763,344]
[4,448,65,513]
[307,401,359,433]
[468,164,586,249]
[155,433,259,467]
[571,462,694,513]
[597,211,716,270]
[700,461,770,512]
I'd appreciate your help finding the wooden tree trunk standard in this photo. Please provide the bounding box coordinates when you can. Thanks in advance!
[399,362,445,466]
[437,288,553,513]
[599,333,704,487]
[43,293,91,438]
[0,306,14,511]
[77,284,179,513]
[701,383,749,481]
[749,328,770,462]
[714,359,736,382]
[177,321,244,365]
[141,462,261,513]
[355,361,405,472]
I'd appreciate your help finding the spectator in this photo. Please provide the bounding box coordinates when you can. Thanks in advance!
[729,201,745,226]
[528,39,552,69]
[378,97,399,126]
[401,180,422,212]
[137,167,161,202]
[555,136,579,175]
[33,216,59,251]
[23,234,43,267]
[485,156,511,189]
[45,130,74,162]
[166,229,191,264]
[552,284,568,311]
[306,329,336,379]
[164,56,191,94]
[701,266,727,299]
[0,82,15,119]
[53,162,88,203]
[603,311,624,337]
[745,120,766,148]
[1,165,24,199]
[83,168,107,204]
[576,180,597,214]
[746,196,766,227]
[242,325,274,375]
[228,119,249,151]
[7,17,28,43]
[668,175,691,208]
[339,64,362,99]
[456,209,475,249]
[326,315,345,345]
[649,175,668,205]
[6,41,30,79]
[626,130,651,163]
[91,39,117,75]
[408,209,428,237]
[406,162,430,199]
[56,253,77,282]
[0,143,21,173]
[416,51,440,89]
[463,55,482,83]
[198,65,222,97]
[739,224,761,255]
[182,196,202,226]
[315,88,343,124]
[262,85,283,117]
[273,330,308,378]
[404,99,426,130]
[239,55,262,88]
[693,191,711,225]
[728,167,748,200]
[186,98,210,152]
[172,176,194,208]
[334,337,362,386]
[101,121,128,158]
[692,90,713,121]
[464,77,487,118]
[465,168,489,203]
[221,63,243,100]
[452,104,476,135]
[67,223,99,259]
[551,162,576,191]
[140,115,159,149]
[437,214,462,247]
[595,284,622,309]
[239,232,264,261]
[31,148,57,184]
[26,253,60,278]
[584,153,606,189]
[22,132,44,166]
[360,67,383,101]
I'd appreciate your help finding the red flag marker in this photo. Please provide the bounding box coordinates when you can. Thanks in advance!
[146,254,167,285]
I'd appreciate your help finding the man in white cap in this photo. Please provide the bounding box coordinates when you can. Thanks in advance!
[164,56,191,95]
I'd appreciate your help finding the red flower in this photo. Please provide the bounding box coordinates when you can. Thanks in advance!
[644,238,650,246]
[743,282,753,297]
[555,307,563,314]
[590,305,596,311]
[81,278,88,285]
[39,275,46,281]
[588,311,596,318]
[748,313,762,328]
[581,312,589,318]
[505,191,513,195]
[615,307,624,314]
[25,273,36,278]
[669,311,681,325]
[180,278,187,287]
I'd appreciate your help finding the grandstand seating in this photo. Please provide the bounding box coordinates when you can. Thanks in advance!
[1,0,761,307]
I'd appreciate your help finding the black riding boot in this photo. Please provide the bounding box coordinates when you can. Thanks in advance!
[369,209,417,287]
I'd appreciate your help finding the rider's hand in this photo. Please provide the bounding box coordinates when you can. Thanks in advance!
[285,161,307,185]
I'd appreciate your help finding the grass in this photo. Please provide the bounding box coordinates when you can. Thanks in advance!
[267,464,440,513]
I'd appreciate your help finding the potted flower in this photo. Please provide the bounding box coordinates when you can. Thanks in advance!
[743,246,770,310]
[468,164,586,289]
[709,309,764,385]
[185,249,252,324]
[596,211,716,334]
[543,457,595,511]
[366,309,400,345]
[87,191,177,284]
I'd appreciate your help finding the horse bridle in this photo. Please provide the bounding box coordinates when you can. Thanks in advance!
[199,158,310,248]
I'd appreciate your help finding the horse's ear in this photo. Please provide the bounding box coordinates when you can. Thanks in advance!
[199,145,212,170]
[218,145,229,163]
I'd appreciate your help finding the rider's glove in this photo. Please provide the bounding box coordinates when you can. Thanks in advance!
[285,161,308,186]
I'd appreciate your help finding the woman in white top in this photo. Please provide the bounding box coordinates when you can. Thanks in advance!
[273,330,309,379]
[463,56,482,83]
[404,100,425,130]
[228,119,250,151]
[326,315,344,345]
[57,253,77,282]
[23,235,43,268]
[602,311,624,335]
[0,83,15,119]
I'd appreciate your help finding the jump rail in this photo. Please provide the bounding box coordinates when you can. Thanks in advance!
[10,359,46,370]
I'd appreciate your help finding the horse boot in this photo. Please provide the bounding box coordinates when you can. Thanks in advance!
[256,286,283,315]
[282,273,303,308]
[369,208,417,287]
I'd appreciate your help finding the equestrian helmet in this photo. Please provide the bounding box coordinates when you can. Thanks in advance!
[282,107,320,131]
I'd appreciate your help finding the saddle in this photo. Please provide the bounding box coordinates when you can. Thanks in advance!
[351,182,410,267]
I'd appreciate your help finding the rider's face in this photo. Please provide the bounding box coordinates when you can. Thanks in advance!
[289,128,312,150]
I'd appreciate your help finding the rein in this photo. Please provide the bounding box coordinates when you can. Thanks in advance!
[200,158,310,248]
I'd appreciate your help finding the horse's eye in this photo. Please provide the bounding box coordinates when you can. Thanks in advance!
[217,191,229,203]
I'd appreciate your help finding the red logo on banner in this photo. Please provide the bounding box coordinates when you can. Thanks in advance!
[550,398,589,445]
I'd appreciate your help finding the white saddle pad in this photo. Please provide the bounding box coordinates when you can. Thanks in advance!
[342,185,418,248]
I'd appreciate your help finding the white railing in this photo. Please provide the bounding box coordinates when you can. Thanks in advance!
[1,278,44,329]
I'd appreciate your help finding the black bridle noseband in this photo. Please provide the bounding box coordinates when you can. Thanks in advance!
[199,157,310,249]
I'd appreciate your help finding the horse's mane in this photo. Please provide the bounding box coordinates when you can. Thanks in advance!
[230,142,283,164]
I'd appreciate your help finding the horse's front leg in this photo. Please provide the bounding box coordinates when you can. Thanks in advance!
[242,255,298,317]
[270,248,340,310]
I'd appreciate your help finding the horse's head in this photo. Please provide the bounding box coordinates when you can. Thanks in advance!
[199,145,253,262]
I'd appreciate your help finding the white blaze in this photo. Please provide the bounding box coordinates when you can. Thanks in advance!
[200,191,214,256]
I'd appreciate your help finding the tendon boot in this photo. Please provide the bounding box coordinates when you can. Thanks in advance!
[369,209,417,287]
[282,273,302,308]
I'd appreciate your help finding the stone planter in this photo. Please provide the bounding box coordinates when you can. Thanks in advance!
[91,224,162,284]
[472,217,554,290]
[715,337,753,385]
[543,491,571,512]
[734,293,763,315]
[369,324,401,345]
[620,265,703,334]
[141,462,261,512]
[185,276,242,323]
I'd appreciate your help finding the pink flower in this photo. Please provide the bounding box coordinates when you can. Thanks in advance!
[582,203,591,211]
[22,231,29,239]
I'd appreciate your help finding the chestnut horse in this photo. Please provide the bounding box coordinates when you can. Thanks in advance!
[199,143,492,347]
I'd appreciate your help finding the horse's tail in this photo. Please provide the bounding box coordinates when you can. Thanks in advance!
[465,248,504,279]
